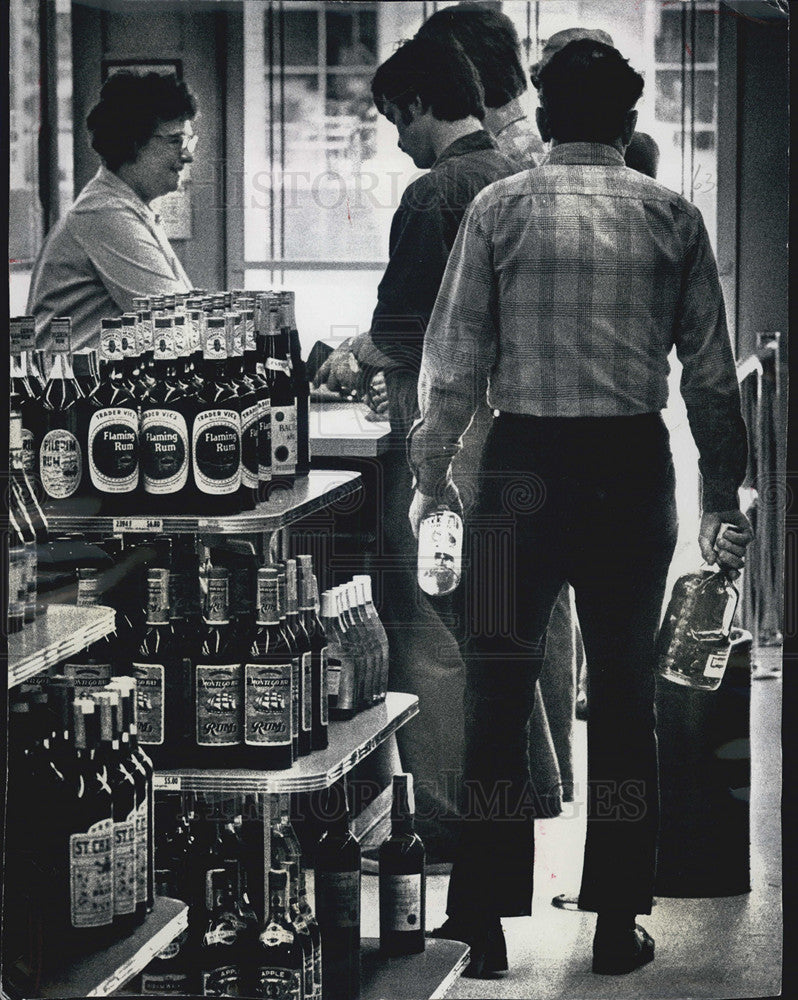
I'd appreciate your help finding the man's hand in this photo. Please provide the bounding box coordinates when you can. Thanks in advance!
[409,481,463,539]
[313,345,361,396]
[699,509,754,580]
[365,371,389,418]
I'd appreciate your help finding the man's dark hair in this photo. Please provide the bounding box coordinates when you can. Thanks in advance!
[86,72,198,171]
[371,36,485,124]
[416,3,527,108]
[537,39,644,144]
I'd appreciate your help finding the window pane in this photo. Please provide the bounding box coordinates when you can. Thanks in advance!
[326,9,377,67]
[9,0,42,262]
[695,70,717,125]
[655,9,684,63]
[655,70,683,124]
[694,9,717,64]
[280,9,318,66]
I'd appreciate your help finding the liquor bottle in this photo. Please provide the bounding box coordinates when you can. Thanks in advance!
[10,394,47,619]
[334,588,360,720]
[11,316,46,475]
[315,781,361,1000]
[133,298,157,391]
[244,568,294,769]
[254,295,273,502]
[193,567,244,762]
[192,315,243,514]
[66,697,115,949]
[140,316,195,512]
[38,317,86,502]
[320,589,349,721]
[417,507,463,596]
[285,559,313,756]
[94,690,139,935]
[296,860,322,1000]
[61,568,114,691]
[140,870,193,996]
[252,869,304,999]
[228,310,259,510]
[198,863,253,997]
[353,575,390,704]
[345,580,378,711]
[265,296,297,495]
[297,556,329,751]
[280,290,310,478]
[379,773,425,956]
[118,312,141,396]
[84,320,140,511]
[73,348,99,399]
[130,567,189,768]
[281,860,316,1000]
[277,565,301,760]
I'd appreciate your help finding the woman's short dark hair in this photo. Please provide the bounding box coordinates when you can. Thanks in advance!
[416,3,527,107]
[371,36,485,124]
[86,72,197,171]
[537,40,644,144]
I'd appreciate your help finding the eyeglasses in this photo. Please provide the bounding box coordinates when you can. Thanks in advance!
[152,130,198,154]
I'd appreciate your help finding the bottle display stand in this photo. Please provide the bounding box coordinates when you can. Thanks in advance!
[359,939,471,1000]
[7,604,117,689]
[153,692,418,794]
[13,897,189,1000]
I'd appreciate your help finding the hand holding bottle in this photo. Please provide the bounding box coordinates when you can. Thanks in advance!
[698,510,753,580]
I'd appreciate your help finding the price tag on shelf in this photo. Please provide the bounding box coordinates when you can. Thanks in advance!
[153,774,182,791]
[113,517,164,534]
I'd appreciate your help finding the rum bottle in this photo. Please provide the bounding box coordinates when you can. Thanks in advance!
[298,555,329,751]
[379,773,425,956]
[38,317,85,502]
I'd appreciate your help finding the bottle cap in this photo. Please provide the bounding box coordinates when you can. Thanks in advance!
[353,574,373,603]
[320,589,335,618]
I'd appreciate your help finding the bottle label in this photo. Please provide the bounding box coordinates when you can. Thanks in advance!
[39,428,82,499]
[120,319,138,357]
[76,573,99,607]
[244,314,257,353]
[114,808,137,915]
[20,427,35,473]
[301,652,312,734]
[202,965,240,996]
[193,408,242,495]
[315,870,360,928]
[327,655,341,699]
[196,664,242,746]
[244,663,292,747]
[63,662,112,689]
[156,927,188,961]
[255,967,301,1000]
[89,408,139,493]
[100,329,124,362]
[258,399,272,479]
[135,797,148,905]
[241,401,260,489]
[704,647,731,679]
[69,817,114,928]
[271,403,297,476]
[204,326,228,360]
[266,357,291,376]
[320,647,329,724]
[141,409,189,494]
[380,873,422,933]
[141,973,191,995]
[51,318,72,353]
[131,663,165,744]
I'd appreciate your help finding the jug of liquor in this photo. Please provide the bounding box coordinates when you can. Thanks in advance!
[657,562,739,692]
[417,507,463,597]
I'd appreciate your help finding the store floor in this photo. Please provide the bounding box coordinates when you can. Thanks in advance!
[360,648,783,999]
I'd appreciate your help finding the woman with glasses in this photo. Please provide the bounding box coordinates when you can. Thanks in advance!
[28,72,198,355]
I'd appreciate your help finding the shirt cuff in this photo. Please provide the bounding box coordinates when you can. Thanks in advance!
[701,477,742,513]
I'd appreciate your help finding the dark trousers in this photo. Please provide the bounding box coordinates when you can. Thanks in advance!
[447,413,678,918]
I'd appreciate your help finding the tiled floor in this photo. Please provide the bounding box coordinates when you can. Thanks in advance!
[361,648,783,999]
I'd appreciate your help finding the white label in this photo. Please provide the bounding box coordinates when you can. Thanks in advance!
[271,403,297,475]
[89,408,139,493]
[704,648,731,679]
[328,657,341,698]
[244,663,292,747]
[193,408,242,495]
[301,652,313,734]
[141,409,189,494]
[255,967,301,1000]
[132,663,165,744]
[153,774,183,791]
[266,357,291,376]
[69,817,114,928]
[114,809,137,915]
[315,869,360,928]
[100,329,124,362]
[113,516,164,534]
[380,873,422,933]
[135,797,148,905]
[40,428,82,499]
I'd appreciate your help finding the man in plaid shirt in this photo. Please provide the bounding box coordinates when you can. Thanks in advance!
[411,39,753,978]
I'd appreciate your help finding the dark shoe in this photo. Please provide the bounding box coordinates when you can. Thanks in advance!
[429,916,508,978]
[592,924,655,975]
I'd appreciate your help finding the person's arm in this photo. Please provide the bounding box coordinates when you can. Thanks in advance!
[69,201,191,313]
[408,200,498,535]
[673,209,753,575]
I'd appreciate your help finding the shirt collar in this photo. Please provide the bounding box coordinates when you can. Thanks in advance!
[96,164,161,221]
[483,98,528,138]
[543,142,627,167]
[433,129,498,167]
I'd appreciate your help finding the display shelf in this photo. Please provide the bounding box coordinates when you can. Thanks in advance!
[360,938,471,1000]
[7,604,117,689]
[311,401,391,457]
[153,692,418,794]
[7,897,188,999]
[42,470,361,535]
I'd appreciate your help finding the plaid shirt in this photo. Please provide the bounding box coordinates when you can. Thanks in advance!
[484,98,546,171]
[410,143,747,511]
